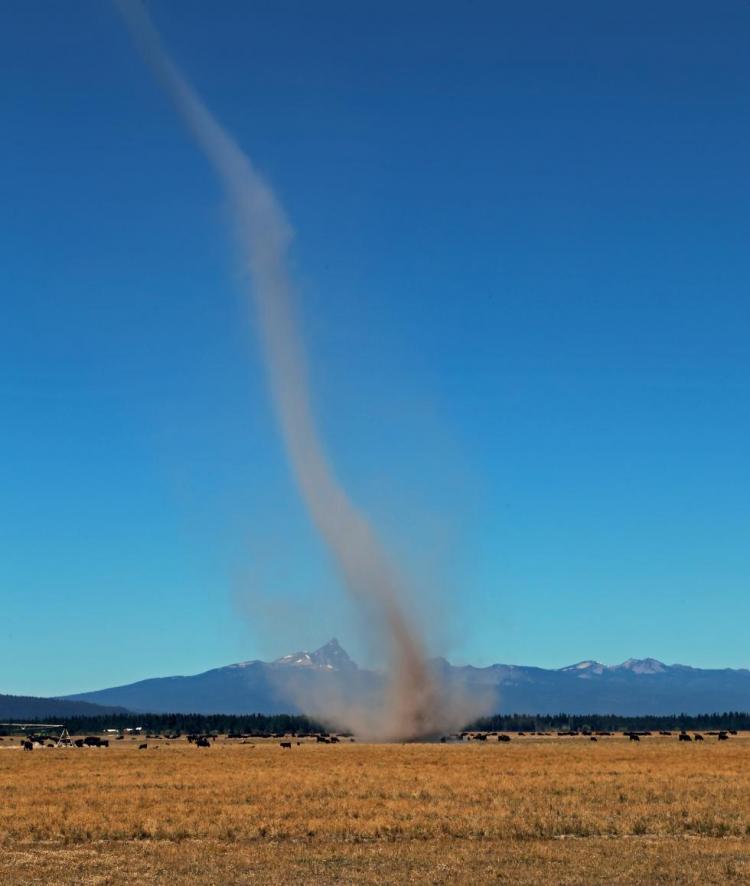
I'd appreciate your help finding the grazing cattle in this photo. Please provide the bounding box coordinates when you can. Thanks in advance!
[330,736,340,744]
[196,737,211,748]
[718,732,729,741]
[139,743,148,750]
[23,740,33,751]
[629,733,640,742]
[730,730,738,735]
[679,732,692,742]
[694,733,704,741]
[440,737,447,743]
[474,733,487,742]
[590,736,597,742]
[280,741,292,749]
[497,734,511,742]
[84,736,102,747]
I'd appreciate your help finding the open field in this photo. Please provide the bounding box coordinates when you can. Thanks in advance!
[2,733,750,883]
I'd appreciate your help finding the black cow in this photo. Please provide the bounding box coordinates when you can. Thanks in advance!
[679,733,692,742]
[22,740,33,751]
[590,736,598,742]
[497,734,511,742]
[718,732,729,741]
[280,741,291,749]
[139,743,148,750]
[694,733,704,741]
[629,733,640,742]
[196,737,211,748]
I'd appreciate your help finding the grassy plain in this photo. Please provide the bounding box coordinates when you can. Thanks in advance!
[2,734,750,883]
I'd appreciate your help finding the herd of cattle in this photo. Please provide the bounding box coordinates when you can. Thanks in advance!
[6,729,740,750]
[452,729,737,744]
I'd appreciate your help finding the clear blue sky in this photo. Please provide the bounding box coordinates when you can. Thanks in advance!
[2,1,749,696]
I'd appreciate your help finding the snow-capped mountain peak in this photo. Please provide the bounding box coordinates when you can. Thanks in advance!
[613,657,667,675]
[274,638,358,672]
[560,660,606,675]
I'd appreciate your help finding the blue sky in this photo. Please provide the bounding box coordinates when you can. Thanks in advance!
[2,0,749,696]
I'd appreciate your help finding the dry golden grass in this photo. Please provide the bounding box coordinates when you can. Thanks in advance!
[2,734,750,883]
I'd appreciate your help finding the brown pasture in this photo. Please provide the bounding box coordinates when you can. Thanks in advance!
[2,733,750,883]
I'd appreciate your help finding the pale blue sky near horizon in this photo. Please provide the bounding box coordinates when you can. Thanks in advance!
[2,0,749,696]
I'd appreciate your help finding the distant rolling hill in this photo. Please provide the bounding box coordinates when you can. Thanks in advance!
[0,693,129,721]
[61,639,750,716]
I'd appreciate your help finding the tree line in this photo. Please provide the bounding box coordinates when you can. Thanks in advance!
[470,711,750,733]
[0,712,325,736]
[4,710,750,735]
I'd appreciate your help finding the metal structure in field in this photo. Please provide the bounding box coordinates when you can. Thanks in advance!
[0,723,73,747]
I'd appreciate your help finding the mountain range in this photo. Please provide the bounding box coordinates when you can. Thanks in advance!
[56,640,750,717]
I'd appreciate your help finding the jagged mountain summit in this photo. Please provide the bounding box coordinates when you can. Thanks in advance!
[273,638,358,672]
[58,643,750,716]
